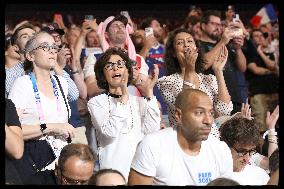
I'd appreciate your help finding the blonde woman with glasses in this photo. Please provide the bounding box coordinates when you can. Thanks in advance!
[8,31,75,183]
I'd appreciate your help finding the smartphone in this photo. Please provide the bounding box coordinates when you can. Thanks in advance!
[233,13,239,23]
[85,15,94,21]
[145,27,154,37]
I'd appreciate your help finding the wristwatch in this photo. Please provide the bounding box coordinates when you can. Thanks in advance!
[40,123,47,136]
[71,70,79,74]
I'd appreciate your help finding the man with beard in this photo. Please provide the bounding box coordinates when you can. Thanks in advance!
[128,89,233,186]
[83,14,149,97]
[197,10,247,114]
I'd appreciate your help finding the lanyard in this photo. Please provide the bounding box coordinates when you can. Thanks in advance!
[29,72,61,124]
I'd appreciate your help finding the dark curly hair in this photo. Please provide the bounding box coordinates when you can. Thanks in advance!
[164,28,203,76]
[95,47,133,91]
[219,116,260,148]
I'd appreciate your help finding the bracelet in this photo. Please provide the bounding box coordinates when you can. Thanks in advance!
[268,135,278,143]
[262,129,277,139]
[71,70,79,74]
[268,141,278,145]
[183,81,196,89]
[40,123,47,136]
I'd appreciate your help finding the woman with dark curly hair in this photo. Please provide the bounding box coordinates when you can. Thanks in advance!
[157,28,233,138]
[220,116,270,185]
[87,47,160,181]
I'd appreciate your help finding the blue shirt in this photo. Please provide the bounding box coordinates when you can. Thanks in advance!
[145,44,167,115]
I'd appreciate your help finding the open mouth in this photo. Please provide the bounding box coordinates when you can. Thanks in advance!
[112,73,122,78]
[49,57,56,61]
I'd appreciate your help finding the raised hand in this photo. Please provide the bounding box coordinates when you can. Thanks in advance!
[220,27,234,45]
[119,69,129,104]
[121,68,129,88]
[131,65,140,84]
[82,19,97,34]
[57,44,72,68]
[266,105,279,130]
[241,99,253,120]
[212,45,228,72]
[144,34,158,50]
[231,35,244,49]
[144,64,159,97]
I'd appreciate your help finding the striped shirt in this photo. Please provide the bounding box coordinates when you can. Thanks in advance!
[5,62,79,102]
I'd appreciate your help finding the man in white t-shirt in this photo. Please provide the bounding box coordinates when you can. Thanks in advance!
[128,89,233,186]
[219,116,270,185]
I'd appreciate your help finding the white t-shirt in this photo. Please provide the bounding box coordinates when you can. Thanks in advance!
[8,75,70,125]
[230,164,270,185]
[131,127,233,186]
[82,49,102,79]
[87,93,160,180]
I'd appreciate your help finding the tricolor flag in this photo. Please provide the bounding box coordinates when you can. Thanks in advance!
[250,4,278,27]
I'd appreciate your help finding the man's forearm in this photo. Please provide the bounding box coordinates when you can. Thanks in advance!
[235,48,247,72]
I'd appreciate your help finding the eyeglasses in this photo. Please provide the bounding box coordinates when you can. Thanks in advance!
[60,169,89,185]
[51,34,61,40]
[232,146,257,157]
[104,60,126,71]
[208,21,222,28]
[33,42,59,53]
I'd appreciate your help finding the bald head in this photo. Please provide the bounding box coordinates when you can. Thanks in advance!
[175,89,212,110]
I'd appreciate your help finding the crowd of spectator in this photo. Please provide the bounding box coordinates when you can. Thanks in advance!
[5,4,279,185]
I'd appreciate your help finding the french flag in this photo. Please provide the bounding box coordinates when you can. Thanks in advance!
[250,4,278,27]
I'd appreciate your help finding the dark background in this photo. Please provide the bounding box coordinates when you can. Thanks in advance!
[5,3,278,29]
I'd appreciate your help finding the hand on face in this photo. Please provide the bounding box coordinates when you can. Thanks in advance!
[177,46,198,72]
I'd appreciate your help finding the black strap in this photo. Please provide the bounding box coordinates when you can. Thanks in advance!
[53,75,72,143]
[53,75,70,119]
